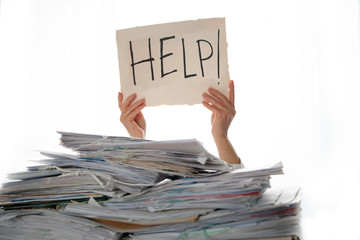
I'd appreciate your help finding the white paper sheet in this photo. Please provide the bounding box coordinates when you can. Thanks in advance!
[116,18,230,106]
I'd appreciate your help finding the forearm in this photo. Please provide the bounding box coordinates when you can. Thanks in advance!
[214,136,241,165]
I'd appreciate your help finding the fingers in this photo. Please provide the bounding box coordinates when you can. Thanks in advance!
[208,87,230,105]
[118,92,123,109]
[202,80,236,116]
[123,99,146,121]
[202,89,232,113]
[202,92,225,113]
[202,99,223,115]
[119,93,143,110]
[118,92,145,115]
[119,92,146,121]
[229,80,235,106]
[205,80,235,106]
[121,93,137,112]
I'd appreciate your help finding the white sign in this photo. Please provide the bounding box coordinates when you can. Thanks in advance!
[116,18,230,106]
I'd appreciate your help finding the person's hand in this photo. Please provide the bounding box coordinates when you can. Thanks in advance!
[202,80,236,140]
[118,92,146,138]
[202,80,240,165]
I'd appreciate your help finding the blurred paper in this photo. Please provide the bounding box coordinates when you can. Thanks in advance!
[116,18,230,106]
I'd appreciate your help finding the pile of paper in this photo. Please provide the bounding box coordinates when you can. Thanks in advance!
[122,187,301,240]
[60,162,283,222]
[58,131,231,177]
[0,132,301,240]
[103,162,284,212]
[0,151,160,209]
[0,209,120,240]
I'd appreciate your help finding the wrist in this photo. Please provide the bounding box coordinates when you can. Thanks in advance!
[213,134,229,144]
[212,135,240,165]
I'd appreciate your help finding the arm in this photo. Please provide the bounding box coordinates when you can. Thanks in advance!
[118,92,146,138]
[202,80,241,165]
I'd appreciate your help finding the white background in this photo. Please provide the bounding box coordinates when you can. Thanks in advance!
[0,1,359,239]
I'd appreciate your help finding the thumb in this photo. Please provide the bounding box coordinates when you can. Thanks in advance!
[118,92,123,108]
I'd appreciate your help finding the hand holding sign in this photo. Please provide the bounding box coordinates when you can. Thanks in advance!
[202,80,240,164]
[202,79,236,139]
[116,18,230,106]
[118,92,146,138]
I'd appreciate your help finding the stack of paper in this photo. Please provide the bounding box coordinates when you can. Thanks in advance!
[58,131,231,177]
[102,162,284,212]
[1,131,233,209]
[119,187,302,240]
[0,151,160,209]
[0,132,302,239]
[0,209,120,240]
[59,162,301,239]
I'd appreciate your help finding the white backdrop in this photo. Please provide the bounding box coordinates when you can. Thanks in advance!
[0,1,359,239]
